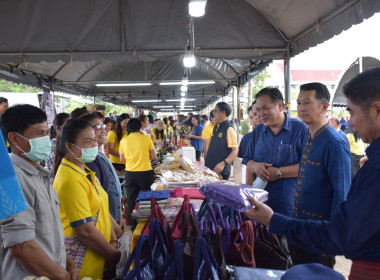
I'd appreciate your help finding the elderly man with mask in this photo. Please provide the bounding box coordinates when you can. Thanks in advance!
[0,104,78,280]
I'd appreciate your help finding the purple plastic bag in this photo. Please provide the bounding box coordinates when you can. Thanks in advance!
[199,182,268,212]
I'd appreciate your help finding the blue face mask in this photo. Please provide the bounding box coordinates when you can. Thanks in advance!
[16,134,51,162]
[71,143,98,164]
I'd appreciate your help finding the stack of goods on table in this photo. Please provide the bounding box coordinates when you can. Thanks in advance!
[152,154,222,191]
[132,190,204,225]
[121,182,300,280]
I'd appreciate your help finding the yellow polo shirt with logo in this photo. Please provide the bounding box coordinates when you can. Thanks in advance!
[54,158,111,279]
[119,133,154,171]
[106,130,128,164]
[202,123,214,147]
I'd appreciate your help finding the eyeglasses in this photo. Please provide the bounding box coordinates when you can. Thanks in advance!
[92,124,107,130]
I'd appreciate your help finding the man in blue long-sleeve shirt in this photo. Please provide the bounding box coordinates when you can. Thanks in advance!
[289,83,351,268]
[246,67,380,279]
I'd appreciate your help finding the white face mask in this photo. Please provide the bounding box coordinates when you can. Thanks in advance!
[16,134,51,162]
[252,177,268,190]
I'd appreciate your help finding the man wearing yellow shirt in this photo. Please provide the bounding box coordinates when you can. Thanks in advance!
[119,118,157,231]
[202,110,217,159]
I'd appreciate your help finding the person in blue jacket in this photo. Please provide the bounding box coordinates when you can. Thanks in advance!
[246,67,380,279]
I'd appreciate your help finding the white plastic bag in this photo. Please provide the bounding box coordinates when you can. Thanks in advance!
[116,229,133,277]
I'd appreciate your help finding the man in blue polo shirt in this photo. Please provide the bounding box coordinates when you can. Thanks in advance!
[246,68,380,279]
[243,87,309,217]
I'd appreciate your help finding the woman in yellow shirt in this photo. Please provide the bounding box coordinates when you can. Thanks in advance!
[53,119,120,279]
[106,113,130,171]
[151,119,167,144]
[119,118,156,231]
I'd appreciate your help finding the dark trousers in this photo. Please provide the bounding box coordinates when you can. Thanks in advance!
[125,170,154,231]
[112,163,126,172]
[289,244,336,268]
[351,153,363,181]
[195,150,202,162]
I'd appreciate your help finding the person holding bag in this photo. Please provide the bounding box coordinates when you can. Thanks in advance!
[54,119,121,279]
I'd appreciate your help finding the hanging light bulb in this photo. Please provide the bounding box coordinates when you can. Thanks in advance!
[181,85,188,92]
[182,76,189,86]
[183,53,196,68]
[189,0,206,17]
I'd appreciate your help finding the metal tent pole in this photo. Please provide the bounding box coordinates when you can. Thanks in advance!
[284,56,291,113]
[247,80,252,132]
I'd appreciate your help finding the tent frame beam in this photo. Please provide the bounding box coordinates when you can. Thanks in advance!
[0,48,287,57]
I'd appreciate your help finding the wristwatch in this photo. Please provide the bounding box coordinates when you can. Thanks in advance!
[223,159,228,166]
[276,168,282,179]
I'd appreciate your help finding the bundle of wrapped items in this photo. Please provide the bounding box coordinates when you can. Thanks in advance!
[132,190,170,222]
[131,195,205,224]
[199,181,269,212]
[152,155,222,191]
[161,197,204,224]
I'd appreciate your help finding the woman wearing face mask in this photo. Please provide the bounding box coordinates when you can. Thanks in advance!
[53,119,121,279]
[80,114,124,238]
[106,113,130,171]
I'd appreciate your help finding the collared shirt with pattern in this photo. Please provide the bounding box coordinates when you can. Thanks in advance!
[0,153,66,280]
[292,123,351,221]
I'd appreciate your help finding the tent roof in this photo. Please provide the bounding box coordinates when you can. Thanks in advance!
[0,0,379,111]
[332,56,380,105]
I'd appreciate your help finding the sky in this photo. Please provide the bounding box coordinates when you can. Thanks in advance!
[287,12,380,70]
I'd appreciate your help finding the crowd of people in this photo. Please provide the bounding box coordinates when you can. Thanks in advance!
[0,67,379,279]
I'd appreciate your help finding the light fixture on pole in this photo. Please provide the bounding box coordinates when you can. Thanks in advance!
[182,76,189,86]
[183,53,196,68]
[181,92,186,97]
[189,0,206,17]
[181,85,188,92]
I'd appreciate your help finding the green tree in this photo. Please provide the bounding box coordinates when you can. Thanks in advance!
[0,79,39,93]
[250,69,271,100]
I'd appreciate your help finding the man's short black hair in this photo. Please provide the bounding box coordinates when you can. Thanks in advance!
[209,110,215,119]
[255,87,284,105]
[343,67,380,110]
[127,118,142,133]
[201,114,208,122]
[248,105,253,113]
[216,102,231,117]
[300,82,330,104]
[0,104,47,142]
[0,97,8,104]
[187,113,194,117]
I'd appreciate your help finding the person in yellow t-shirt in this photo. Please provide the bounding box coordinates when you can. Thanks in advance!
[347,128,365,181]
[106,113,130,171]
[119,118,156,231]
[53,119,120,279]
[151,119,167,143]
[202,110,217,159]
